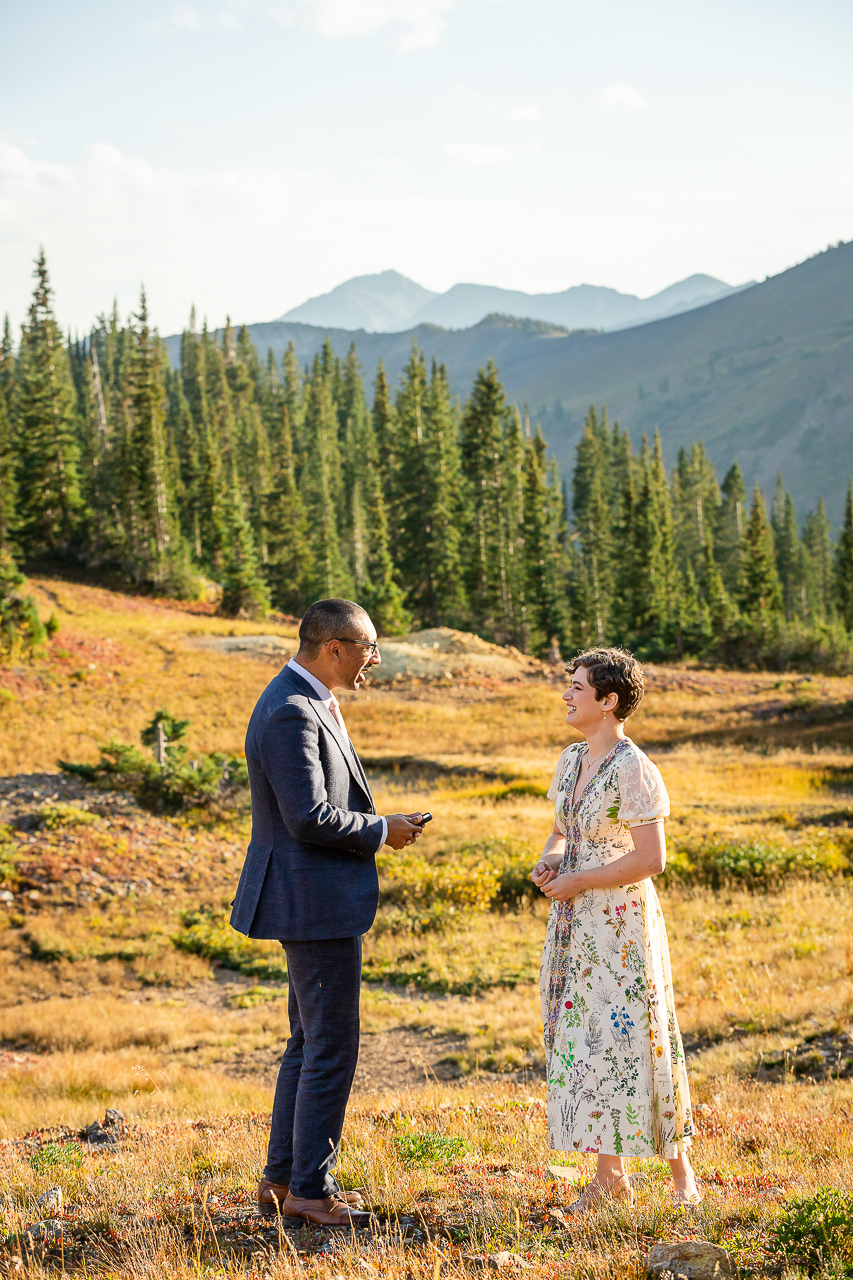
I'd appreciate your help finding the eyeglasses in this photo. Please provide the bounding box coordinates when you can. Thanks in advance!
[330,637,381,658]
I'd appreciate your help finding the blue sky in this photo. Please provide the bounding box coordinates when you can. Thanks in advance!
[1,0,851,334]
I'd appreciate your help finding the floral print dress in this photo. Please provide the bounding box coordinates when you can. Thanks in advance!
[539,738,694,1159]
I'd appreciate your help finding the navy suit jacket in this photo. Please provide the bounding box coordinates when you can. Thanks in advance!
[230,665,385,941]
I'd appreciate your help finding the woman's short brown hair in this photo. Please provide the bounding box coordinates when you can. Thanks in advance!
[565,647,645,721]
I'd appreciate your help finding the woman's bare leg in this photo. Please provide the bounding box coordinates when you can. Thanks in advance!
[594,1153,627,1187]
[668,1149,700,1201]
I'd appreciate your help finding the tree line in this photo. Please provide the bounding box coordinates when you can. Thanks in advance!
[1,252,852,669]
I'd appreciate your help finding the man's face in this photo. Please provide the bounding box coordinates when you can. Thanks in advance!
[327,618,381,692]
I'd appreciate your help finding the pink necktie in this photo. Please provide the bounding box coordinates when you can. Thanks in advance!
[328,696,349,740]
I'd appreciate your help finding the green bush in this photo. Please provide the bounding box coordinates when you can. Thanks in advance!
[0,552,46,659]
[767,1189,853,1275]
[375,836,539,933]
[663,837,849,890]
[59,709,248,815]
[392,1132,469,1167]
[173,907,288,982]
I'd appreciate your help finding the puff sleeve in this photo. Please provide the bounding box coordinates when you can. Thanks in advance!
[616,747,670,828]
[547,744,579,801]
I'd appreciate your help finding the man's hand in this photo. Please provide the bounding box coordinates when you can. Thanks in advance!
[384,813,424,850]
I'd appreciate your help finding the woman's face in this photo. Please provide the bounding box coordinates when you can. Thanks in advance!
[562,664,616,735]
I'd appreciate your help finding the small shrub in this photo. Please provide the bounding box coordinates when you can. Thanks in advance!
[392,1132,468,1167]
[59,708,248,815]
[173,907,288,982]
[767,1189,853,1275]
[0,552,46,659]
[663,837,849,890]
[28,1143,84,1174]
[37,803,99,831]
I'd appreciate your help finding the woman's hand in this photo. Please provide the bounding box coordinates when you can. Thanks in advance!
[541,871,585,901]
[531,859,558,887]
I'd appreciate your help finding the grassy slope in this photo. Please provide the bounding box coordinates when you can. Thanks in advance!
[0,581,852,1276]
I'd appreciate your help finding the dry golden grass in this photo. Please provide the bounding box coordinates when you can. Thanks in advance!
[2,578,853,1276]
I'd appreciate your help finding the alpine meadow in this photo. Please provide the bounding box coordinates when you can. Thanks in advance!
[0,249,852,1280]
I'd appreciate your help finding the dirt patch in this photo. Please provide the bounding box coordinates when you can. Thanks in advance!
[756,1028,853,1083]
[214,1027,541,1093]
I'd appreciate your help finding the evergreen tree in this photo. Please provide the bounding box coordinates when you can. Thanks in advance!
[219,467,270,618]
[714,461,746,592]
[0,550,46,658]
[835,480,853,631]
[14,250,83,558]
[299,356,352,601]
[522,428,570,655]
[371,360,398,489]
[0,390,17,553]
[738,487,783,624]
[617,433,681,654]
[672,441,720,575]
[1,315,14,403]
[771,474,806,620]
[459,361,513,638]
[802,497,834,620]
[418,360,466,628]
[264,402,310,616]
[570,406,614,644]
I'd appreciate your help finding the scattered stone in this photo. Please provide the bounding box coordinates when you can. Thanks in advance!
[24,1219,64,1244]
[34,1187,62,1215]
[756,1029,853,1083]
[645,1241,737,1279]
[80,1108,125,1147]
[462,1251,532,1272]
[0,890,14,903]
[547,1164,581,1183]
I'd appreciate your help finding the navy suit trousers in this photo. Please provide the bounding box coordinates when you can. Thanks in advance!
[264,936,362,1199]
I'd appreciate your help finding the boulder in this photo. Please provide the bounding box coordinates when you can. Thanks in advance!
[645,1241,737,1279]
[24,1219,64,1244]
[34,1186,62,1215]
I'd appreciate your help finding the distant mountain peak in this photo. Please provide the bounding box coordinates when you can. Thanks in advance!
[279,270,740,334]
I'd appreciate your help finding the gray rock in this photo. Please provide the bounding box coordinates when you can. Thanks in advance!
[24,1219,64,1243]
[0,890,15,903]
[461,1253,533,1272]
[645,1241,737,1279]
[34,1187,62,1215]
[103,1108,125,1128]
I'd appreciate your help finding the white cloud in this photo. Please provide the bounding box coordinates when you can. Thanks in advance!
[442,141,514,167]
[273,0,457,50]
[598,83,647,113]
[506,103,543,123]
[171,4,203,29]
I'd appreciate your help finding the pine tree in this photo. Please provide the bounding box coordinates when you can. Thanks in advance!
[618,433,681,654]
[417,360,466,628]
[802,497,834,620]
[299,356,352,601]
[522,429,570,655]
[14,250,83,558]
[372,359,398,489]
[123,291,194,595]
[1,315,14,403]
[459,361,512,638]
[570,406,614,645]
[264,401,309,616]
[0,550,46,658]
[672,441,720,575]
[714,462,746,593]
[219,467,270,618]
[0,389,17,553]
[835,480,853,631]
[738,487,783,623]
[771,474,806,620]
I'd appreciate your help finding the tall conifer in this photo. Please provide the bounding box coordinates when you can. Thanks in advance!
[714,462,746,592]
[14,251,83,558]
[738,487,783,623]
[802,497,834,619]
[835,481,853,631]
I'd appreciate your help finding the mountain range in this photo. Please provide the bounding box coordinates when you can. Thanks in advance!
[164,240,853,522]
[280,268,746,333]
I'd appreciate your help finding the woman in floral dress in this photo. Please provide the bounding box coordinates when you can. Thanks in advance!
[532,647,699,1209]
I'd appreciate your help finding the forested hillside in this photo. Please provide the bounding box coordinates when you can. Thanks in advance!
[186,241,853,522]
[2,252,853,672]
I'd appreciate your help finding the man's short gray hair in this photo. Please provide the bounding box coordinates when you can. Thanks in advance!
[298,599,371,659]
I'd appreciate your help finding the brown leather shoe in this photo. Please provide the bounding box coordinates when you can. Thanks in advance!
[282,1192,376,1230]
[257,1178,366,1216]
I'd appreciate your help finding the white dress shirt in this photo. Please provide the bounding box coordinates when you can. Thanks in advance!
[287,658,387,847]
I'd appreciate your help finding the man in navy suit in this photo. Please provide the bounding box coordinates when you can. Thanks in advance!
[231,598,424,1228]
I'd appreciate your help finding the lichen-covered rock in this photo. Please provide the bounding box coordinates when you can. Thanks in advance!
[645,1241,737,1279]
